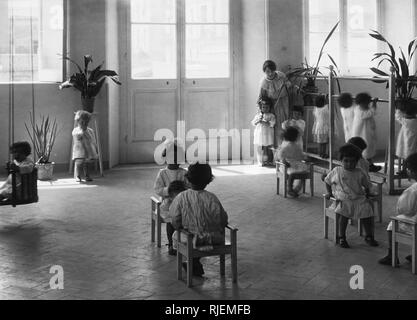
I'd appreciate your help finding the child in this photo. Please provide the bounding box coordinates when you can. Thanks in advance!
[338,92,354,142]
[379,152,417,265]
[0,141,34,202]
[154,140,189,256]
[351,93,381,172]
[312,94,330,158]
[72,110,98,182]
[277,127,308,197]
[395,102,417,171]
[252,97,276,166]
[347,137,370,176]
[324,144,378,248]
[281,105,305,150]
[169,162,228,276]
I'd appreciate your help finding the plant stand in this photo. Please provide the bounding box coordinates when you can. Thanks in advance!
[68,112,103,177]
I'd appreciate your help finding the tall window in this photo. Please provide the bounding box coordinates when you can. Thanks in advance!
[0,0,64,83]
[305,0,380,76]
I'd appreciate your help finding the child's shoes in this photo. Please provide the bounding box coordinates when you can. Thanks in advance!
[76,176,83,182]
[378,254,399,265]
[338,237,350,248]
[85,176,93,182]
[365,236,379,247]
[288,190,299,198]
[168,245,177,256]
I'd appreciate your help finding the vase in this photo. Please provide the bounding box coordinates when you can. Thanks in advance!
[81,96,95,113]
[36,162,55,181]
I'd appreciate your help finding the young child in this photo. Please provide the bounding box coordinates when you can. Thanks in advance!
[347,137,370,176]
[154,141,189,256]
[252,97,276,166]
[72,110,98,182]
[379,152,417,265]
[0,141,34,202]
[170,162,228,276]
[312,94,330,158]
[324,144,378,248]
[338,92,354,142]
[395,102,417,172]
[281,105,305,150]
[277,127,308,197]
[351,93,381,172]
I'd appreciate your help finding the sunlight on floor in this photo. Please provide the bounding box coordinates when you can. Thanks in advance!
[37,178,98,190]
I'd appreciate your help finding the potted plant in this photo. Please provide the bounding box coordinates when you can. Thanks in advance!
[369,30,417,110]
[59,54,121,113]
[25,114,59,180]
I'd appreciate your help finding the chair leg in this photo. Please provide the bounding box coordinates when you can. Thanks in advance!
[284,175,287,198]
[302,179,306,194]
[186,241,193,288]
[412,228,416,274]
[231,231,238,283]
[156,217,162,248]
[378,184,383,223]
[310,176,314,197]
[151,215,155,243]
[277,177,279,195]
[334,214,340,244]
[220,254,225,276]
[392,225,398,268]
[358,219,362,237]
[177,252,183,280]
[323,198,328,239]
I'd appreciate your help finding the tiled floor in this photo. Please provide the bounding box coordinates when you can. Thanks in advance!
[0,164,416,300]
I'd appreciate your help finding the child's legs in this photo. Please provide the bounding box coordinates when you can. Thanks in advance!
[361,217,374,238]
[74,159,85,178]
[338,215,349,238]
[266,145,274,162]
[255,145,263,165]
[166,223,175,246]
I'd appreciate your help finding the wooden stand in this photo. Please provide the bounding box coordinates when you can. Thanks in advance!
[68,112,103,177]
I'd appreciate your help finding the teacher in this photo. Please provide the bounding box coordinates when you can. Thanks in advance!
[258,60,291,147]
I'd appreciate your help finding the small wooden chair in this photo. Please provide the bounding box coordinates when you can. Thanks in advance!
[176,225,238,287]
[391,216,417,274]
[276,160,314,198]
[0,168,38,207]
[323,195,375,243]
[150,196,164,248]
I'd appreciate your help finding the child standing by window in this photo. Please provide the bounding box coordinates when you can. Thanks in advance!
[379,152,417,265]
[351,93,381,172]
[281,105,305,150]
[252,97,276,166]
[395,102,417,172]
[324,144,378,248]
[0,141,34,202]
[154,140,189,256]
[72,111,98,182]
[338,92,354,142]
[312,94,330,158]
[277,127,308,197]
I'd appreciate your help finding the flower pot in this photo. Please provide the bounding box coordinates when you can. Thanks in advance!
[36,162,55,180]
[81,96,95,113]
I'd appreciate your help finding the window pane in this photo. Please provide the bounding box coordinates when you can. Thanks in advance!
[347,0,376,32]
[185,25,229,78]
[308,0,339,33]
[131,25,176,79]
[131,0,175,23]
[186,0,228,23]
[309,33,340,70]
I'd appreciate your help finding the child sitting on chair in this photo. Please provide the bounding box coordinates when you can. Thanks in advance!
[324,144,378,248]
[154,140,189,256]
[276,127,308,198]
[72,110,98,182]
[281,105,305,150]
[0,141,34,202]
[379,152,417,265]
[169,162,228,277]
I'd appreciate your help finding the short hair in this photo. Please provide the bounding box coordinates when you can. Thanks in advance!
[347,137,367,152]
[338,92,353,108]
[315,94,326,108]
[355,92,372,105]
[262,60,277,72]
[339,143,362,161]
[74,110,91,123]
[283,126,299,142]
[10,141,31,157]
[292,105,304,115]
[405,153,417,173]
[403,100,417,117]
[186,162,214,188]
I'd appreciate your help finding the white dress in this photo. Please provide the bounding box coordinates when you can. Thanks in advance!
[282,119,305,149]
[351,105,377,159]
[252,112,276,146]
[312,105,330,143]
[387,182,417,233]
[395,110,417,159]
[276,141,307,174]
[72,127,98,160]
[340,107,355,142]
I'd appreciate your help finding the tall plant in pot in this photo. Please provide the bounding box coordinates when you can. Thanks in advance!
[25,114,59,180]
[59,54,121,113]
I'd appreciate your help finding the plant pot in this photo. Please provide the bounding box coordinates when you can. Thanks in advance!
[36,162,55,181]
[81,96,95,113]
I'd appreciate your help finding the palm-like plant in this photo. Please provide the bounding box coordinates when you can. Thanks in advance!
[370,30,417,101]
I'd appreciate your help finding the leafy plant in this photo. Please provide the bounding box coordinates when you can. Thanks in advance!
[25,113,58,164]
[59,54,121,98]
[369,30,417,100]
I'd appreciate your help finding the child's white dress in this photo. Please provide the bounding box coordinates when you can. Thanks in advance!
[72,127,98,160]
[351,105,377,159]
[276,141,307,174]
[0,156,34,199]
[324,166,374,220]
[282,119,305,149]
[387,182,417,233]
[340,107,354,142]
[252,112,276,147]
[312,105,330,143]
[395,110,417,159]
